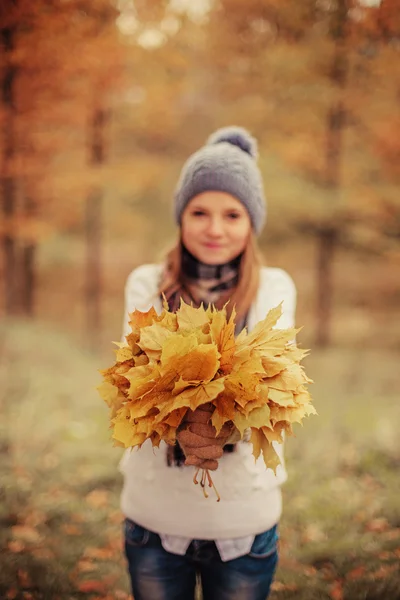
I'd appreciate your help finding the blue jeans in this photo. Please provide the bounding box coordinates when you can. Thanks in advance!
[124,518,278,600]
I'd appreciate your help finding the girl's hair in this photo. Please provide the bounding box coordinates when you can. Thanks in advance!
[159,233,263,320]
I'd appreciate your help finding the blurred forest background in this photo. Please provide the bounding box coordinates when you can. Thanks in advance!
[1,1,399,599]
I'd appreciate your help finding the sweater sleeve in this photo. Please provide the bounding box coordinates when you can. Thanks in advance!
[120,264,162,342]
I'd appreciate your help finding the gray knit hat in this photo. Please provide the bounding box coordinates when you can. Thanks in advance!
[174,126,266,235]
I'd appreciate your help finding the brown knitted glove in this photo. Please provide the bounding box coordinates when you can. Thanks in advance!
[177,403,235,471]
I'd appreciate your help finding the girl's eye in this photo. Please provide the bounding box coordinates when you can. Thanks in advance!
[227,212,240,220]
[192,210,206,217]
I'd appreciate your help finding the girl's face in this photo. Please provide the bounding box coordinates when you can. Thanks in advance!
[181,191,252,265]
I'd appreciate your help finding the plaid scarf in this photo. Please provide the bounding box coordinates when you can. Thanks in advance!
[166,246,240,310]
[164,245,245,467]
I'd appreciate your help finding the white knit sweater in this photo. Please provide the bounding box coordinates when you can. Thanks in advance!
[119,264,297,559]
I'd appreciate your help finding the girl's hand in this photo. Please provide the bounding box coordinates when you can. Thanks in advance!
[177,403,235,471]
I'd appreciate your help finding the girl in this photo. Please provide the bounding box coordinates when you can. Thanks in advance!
[119,126,296,600]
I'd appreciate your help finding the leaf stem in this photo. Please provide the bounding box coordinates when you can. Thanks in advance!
[202,482,209,499]
[206,469,221,502]
[193,468,200,485]
[192,468,221,501]
[206,470,213,487]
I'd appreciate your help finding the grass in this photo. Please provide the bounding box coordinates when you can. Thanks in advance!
[276,349,400,599]
[0,319,399,600]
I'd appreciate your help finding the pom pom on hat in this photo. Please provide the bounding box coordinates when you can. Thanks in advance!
[207,126,258,159]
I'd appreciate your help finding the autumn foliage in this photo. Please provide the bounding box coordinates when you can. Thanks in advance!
[98,301,316,486]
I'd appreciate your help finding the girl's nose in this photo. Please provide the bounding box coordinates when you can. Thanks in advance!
[208,217,224,236]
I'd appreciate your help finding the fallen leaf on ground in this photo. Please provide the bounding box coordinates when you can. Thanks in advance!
[77,580,108,593]
[85,489,110,508]
[77,559,98,573]
[17,569,32,588]
[347,566,366,580]
[11,525,42,543]
[366,517,389,532]
[8,540,25,553]
[84,546,114,560]
[61,523,82,536]
[330,580,344,600]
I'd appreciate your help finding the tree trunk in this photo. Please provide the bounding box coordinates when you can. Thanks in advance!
[1,26,18,315]
[316,0,349,347]
[316,227,337,347]
[85,187,102,350]
[21,243,35,316]
[85,104,107,350]
[21,194,36,316]
[0,9,19,459]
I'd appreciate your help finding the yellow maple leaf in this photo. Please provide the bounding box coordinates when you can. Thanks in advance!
[112,407,147,448]
[231,348,264,374]
[268,388,296,407]
[261,424,285,444]
[150,431,162,447]
[128,369,182,421]
[99,366,115,385]
[234,399,264,418]
[260,328,300,357]
[234,384,269,417]
[164,407,188,427]
[161,335,220,382]
[269,403,313,424]
[115,360,134,374]
[267,364,312,393]
[262,354,294,377]
[125,332,141,353]
[225,370,261,409]
[129,306,159,330]
[172,376,195,395]
[284,344,310,362]
[192,326,213,346]
[110,372,130,394]
[250,428,281,473]
[162,378,225,416]
[131,413,155,437]
[237,304,301,358]
[209,308,236,374]
[131,389,172,420]
[113,344,133,363]
[124,364,158,401]
[157,308,178,332]
[160,333,199,371]
[211,393,236,434]
[96,374,126,418]
[154,423,176,446]
[237,304,283,352]
[177,300,209,330]
[138,322,174,360]
[234,325,248,346]
[180,345,221,382]
[293,388,315,407]
[260,439,281,474]
[110,392,126,419]
[97,381,118,407]
[234,405,271,436]
[134,354,149,367]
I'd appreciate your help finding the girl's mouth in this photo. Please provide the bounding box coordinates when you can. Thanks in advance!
[204,242,223,249]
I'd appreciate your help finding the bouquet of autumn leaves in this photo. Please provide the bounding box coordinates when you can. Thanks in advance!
[98,300,316,500]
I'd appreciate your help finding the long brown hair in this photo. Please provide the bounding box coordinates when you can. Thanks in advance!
[159,233,263,320]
